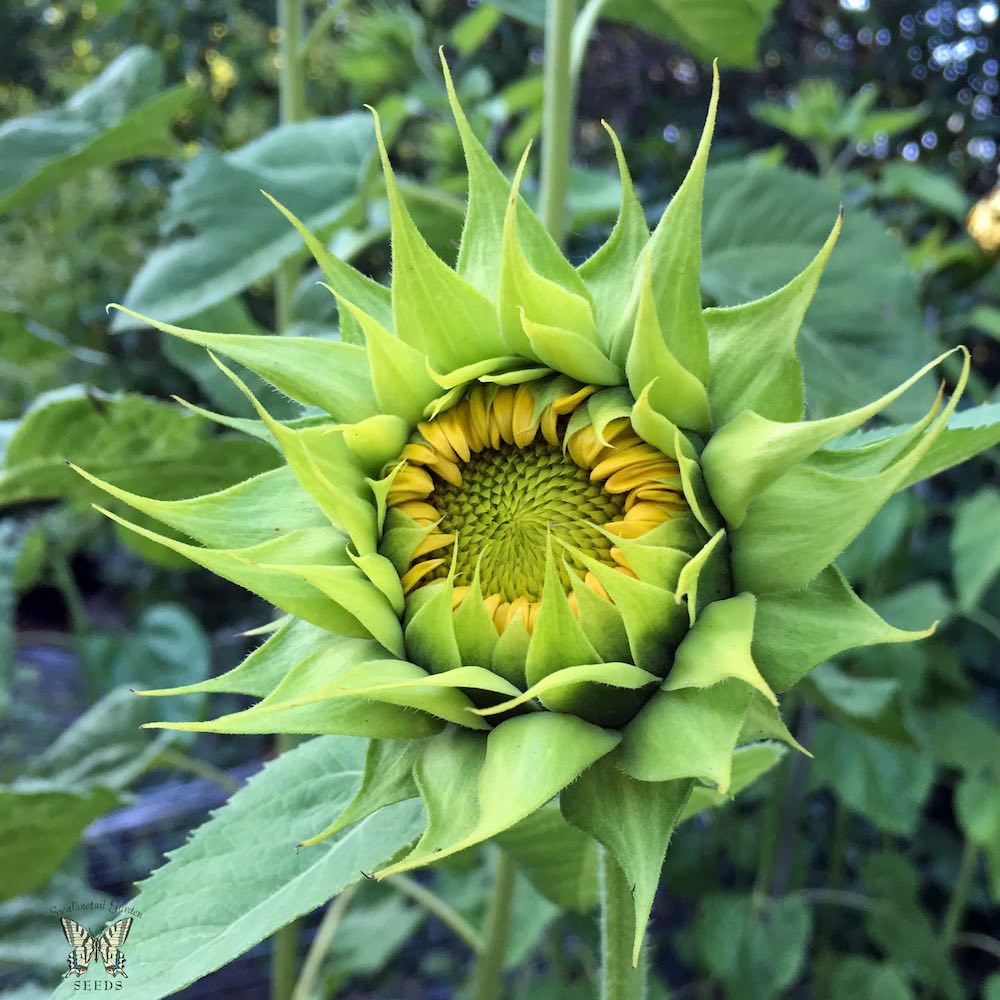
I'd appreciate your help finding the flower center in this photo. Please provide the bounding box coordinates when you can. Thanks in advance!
[432,439,624,601]
[385,380,688,633]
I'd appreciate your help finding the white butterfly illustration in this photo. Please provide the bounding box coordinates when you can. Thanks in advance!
[59,916,134,978]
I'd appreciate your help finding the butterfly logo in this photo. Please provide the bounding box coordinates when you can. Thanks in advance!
[59,916,133,978]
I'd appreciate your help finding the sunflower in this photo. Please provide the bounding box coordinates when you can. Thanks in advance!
[74,60,971,960]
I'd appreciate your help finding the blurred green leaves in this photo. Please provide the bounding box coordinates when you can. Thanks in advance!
[702,163,934,419]
[115,114,376,328]
[0,47,192,215]
[694,893,812,1000]
[0,390,277,507]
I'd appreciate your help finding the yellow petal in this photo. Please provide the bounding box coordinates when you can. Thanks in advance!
[401,559,446,592]
[512,383,539,447]
[551,384,597,415]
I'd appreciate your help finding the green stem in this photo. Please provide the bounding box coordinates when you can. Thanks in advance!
[941,839,978,949]
[271,735,301,1000]
[390,874,484,954]
[152,748,241,795]
[290,884,357,1000]
[569,0,608,82]
[275,0,308,334]
[600,848,646,1000]
[538,0,575,248]
[469,850,516,1000]
[300,0,352,59]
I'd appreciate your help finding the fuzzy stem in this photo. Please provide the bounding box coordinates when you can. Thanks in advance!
[469,850,516,1000]
[275,0,307,334]
[600,849,646,1000]
[539,0,575,248]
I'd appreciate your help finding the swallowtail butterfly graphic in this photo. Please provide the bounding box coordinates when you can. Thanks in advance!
[59,916,133,978]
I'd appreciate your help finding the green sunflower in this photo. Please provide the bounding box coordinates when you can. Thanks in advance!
[74,60,973,961]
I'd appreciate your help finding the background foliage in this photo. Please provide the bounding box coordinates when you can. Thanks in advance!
[1,0,998,998]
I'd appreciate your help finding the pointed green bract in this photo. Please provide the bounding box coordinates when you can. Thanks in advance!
[370,109,507,369]
[71,464,327,549]
[144,644,439,739]
[108,305,379,421]
[261,192,393,331]
[97,508,377,637]
[753,565,935,692]
[336,296,440,426]
[617,680,751,790]
[626,260,712,435]
[663,594,777,705]
[702,348,953,526]
[137,616,342,698]
[210,356,380,555]
[375,713,620,877]
[733,353,969,594]
[499,149,599,354]
[521,314,623,386]
[440,52,587,302]
[642,62,719,385]
[526,546,601,683]
[704,213,841,425]
[300,739,421,847]
[562,758,692,966]
[580,122,650,358]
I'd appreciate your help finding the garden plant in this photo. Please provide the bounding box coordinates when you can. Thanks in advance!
[1,2,999,999]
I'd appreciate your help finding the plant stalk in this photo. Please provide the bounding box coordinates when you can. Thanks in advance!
[469,850,516,1000]
[941,838,978,949]
[271,736,302,1000]
[539,0,575,247]
[290,885,357,1000]
[600,848,646,1000]
[389,874,484,953]
[275,0,308,334]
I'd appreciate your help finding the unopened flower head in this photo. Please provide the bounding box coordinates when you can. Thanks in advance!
[75,58,973,961]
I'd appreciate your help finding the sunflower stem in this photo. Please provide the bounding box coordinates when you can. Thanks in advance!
[600,848,646,1000]
[469,849,516,1000]
[539,0,575,248]
[275,0,308,334]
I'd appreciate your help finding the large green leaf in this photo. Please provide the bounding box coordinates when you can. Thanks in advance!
[0,47,192,214]
[51,737,424,1000]
[702,163,935,420]
[604,0,780,68]
[114,113,375,327]
[0,786,120,901]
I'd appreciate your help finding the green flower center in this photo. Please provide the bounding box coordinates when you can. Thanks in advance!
[433,440,625,601]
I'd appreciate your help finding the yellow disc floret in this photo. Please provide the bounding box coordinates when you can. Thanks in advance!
[386,380,688,634]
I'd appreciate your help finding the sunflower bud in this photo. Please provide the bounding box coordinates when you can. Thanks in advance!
[76,58,976,962]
